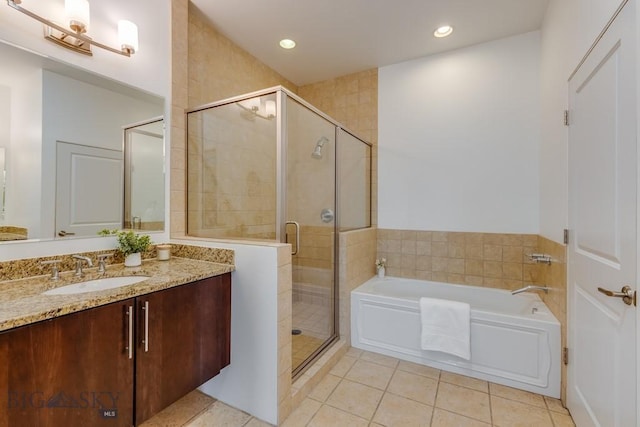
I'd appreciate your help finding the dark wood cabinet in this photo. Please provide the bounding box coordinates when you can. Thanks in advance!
[135,274,231,424]
[0,273,231,427]
[0,298,136,427]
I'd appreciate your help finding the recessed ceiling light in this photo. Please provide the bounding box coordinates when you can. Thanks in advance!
[434,25,453,38]
[279,39,296,49]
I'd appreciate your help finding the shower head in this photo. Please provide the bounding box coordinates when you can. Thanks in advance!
[311,136,329,159]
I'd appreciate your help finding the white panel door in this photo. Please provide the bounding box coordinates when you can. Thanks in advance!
[567,2,637,426]
[55,142,123,238]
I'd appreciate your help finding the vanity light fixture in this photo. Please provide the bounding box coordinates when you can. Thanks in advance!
[6,0,139,57]
[279,38,296,49]
[434,25,453,38]
[237,97,277,121]
[265,100,276,118]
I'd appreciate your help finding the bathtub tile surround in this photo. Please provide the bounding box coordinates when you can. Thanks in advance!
[534,236,568,403]
[338,227,378,342]
[377,229,538,290]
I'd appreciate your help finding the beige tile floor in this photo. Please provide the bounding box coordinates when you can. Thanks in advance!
[141,347,575,427]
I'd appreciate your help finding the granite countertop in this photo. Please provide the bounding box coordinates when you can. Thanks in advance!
[0,233,28,241]
[0,257,234,332]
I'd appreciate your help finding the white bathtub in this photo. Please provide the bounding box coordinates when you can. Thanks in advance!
[351,276,561,398]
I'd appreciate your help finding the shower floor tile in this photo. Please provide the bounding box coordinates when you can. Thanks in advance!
[292,301,332,339]
[292,333,325,369]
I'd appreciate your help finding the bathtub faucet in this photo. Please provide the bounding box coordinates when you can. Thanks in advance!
[511,285,549,295]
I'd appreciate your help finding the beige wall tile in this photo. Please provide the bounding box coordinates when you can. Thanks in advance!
[483,261,502,278]
[447,259,465,274]
[465,259,483,276]
[503,246,523,263]
[465,244,483,259]
[483,245,502,261]
[432,242,449,257]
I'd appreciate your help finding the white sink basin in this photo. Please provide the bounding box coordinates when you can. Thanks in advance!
[42,276,149,295]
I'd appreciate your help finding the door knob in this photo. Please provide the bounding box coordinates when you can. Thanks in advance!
[597,285,636,306]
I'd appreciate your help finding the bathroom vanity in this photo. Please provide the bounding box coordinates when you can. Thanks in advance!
[0,256,233,426]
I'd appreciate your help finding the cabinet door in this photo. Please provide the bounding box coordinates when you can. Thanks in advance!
[135,273,231,425]
[0,299,136,427]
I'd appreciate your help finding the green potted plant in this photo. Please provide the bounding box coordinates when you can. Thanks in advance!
[99,229,152,267]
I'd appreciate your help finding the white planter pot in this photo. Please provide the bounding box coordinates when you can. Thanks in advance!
[124,252,142,267]
[377,266,385,278]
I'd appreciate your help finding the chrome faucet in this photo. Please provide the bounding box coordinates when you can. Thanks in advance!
[511,285,549,295]
[72,254,93,277]
[96,253,113,274]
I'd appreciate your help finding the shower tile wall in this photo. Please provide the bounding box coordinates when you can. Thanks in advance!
[298,70,379,225]
[187,5,298,106]
[170,0,297,239]
[292,225,334,330]
[187,104,277,240]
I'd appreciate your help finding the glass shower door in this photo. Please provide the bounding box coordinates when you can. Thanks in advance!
[285,96,337,376]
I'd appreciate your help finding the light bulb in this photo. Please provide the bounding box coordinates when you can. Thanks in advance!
[247,97,260,112]
[265,100,276,118]
[65,0,90,33]
[279,39,296,49]
[118,20,139,54]
[434,25,453,38]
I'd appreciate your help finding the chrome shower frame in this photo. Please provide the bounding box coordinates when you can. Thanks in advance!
[185,86,373,379]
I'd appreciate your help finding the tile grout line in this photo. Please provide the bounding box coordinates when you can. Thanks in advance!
[179,399,219,426]
[366,351,400,425]
[428,369,442,426]
[488,384,495,426]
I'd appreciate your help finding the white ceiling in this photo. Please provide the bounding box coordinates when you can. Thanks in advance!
[191,0,550,86]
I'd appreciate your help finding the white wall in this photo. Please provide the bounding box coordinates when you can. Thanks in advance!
[0,85,9,224]
[378,31,541,233]
[7,68,42,236]
[172,239,281,425]
[538,0,624,243]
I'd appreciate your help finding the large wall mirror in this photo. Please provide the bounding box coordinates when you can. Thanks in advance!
[0,40,165,243]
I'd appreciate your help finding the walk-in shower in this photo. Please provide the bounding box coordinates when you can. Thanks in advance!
[186,87,371,377]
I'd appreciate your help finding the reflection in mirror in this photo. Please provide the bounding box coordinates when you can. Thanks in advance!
[0,148,5,219]
[0,40,165,243]
[124,118,165,231]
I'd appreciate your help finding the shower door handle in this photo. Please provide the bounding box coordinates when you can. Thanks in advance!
[285,221,300,255]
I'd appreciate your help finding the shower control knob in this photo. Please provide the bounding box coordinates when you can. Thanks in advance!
[320,208,334,223]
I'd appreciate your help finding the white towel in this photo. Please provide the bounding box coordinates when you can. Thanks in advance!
[419,297,471,360]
